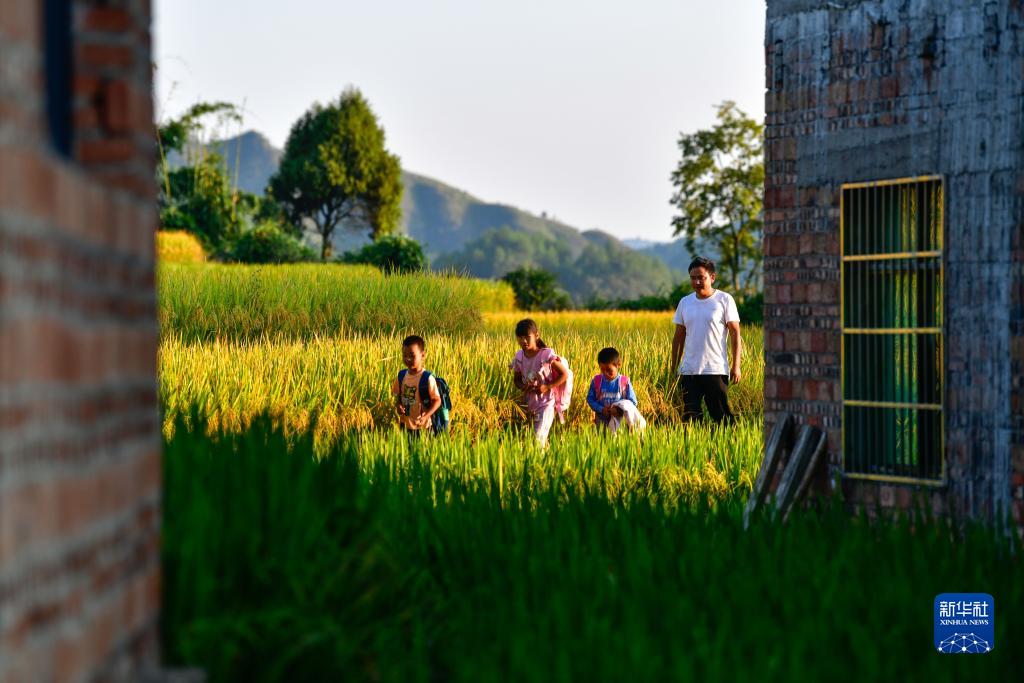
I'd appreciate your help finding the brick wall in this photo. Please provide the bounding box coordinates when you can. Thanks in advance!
[0,1,160,681]
[764,0,1024,523]
[1013,161,1024,528]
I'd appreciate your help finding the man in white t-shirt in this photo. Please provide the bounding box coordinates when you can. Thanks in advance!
[670,256,741,423]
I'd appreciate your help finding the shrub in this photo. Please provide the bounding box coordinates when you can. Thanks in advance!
[736,291,764,324]
[585,281,693,312]
[614,294,674,311]
[339,234,426,273]
[228,222,316,264]
[502,266,572,311]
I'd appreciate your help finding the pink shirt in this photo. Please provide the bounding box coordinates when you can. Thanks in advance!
[510,348,562,414]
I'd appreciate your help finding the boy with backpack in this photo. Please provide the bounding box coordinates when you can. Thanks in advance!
[393,334,451,436]
[586,347,646,433]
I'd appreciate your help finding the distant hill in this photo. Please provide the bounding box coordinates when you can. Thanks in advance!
[621,238,658,251]
[626,237,764,293]
[623,236,720,274]
[178,130,683,303]
[216,131,282,195]
[399,172,590,258]
[434,227,680,305]
[165,130,281,195]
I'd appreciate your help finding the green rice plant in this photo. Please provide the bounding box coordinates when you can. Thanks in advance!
[158,262,516,341]
[348,417,763,508]
[159,318,763,445]
[163,416,1022,683]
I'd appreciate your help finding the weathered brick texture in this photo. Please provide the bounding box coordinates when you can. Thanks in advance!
[0,1,160,681]
[765,0,1024,525]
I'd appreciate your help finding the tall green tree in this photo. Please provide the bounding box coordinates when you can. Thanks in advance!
[670,101,764,295]
[270,88,403,260]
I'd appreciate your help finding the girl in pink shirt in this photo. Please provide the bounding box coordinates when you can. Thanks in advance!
[509,318,570,447]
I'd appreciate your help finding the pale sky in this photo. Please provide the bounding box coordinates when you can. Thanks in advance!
[154,0,766,243]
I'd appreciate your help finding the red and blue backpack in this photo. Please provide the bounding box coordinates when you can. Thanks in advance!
[591,374,630,422]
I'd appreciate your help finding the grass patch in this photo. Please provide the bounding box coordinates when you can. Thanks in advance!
[158,262,515,341]
[163,417,1022,682]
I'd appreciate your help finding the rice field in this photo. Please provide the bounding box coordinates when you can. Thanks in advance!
[157,229,207,263]
[158,264,767,494]
[159,312,764,448]
[159,262,516,340]
[322,417,761,507]
[159,263,1024,682]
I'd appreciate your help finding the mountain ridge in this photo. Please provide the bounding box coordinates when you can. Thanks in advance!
[182,130,687,302]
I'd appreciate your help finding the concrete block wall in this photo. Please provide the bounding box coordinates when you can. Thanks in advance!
[764,0,1024,524]
[0,1,161,681]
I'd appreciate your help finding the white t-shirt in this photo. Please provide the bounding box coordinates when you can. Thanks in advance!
[672,290,740,375]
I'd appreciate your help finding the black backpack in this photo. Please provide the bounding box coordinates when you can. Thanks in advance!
[397,369,452,434]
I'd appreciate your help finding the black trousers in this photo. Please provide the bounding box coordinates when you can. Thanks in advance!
[680,374,733,424]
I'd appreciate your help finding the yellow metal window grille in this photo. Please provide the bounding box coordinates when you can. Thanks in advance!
[840,177,944,484]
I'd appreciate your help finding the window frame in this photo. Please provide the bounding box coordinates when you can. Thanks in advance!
[840,175,946,486]
[44,0,73,158]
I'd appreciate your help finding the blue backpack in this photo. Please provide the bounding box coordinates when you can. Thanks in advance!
[397,369,452,434]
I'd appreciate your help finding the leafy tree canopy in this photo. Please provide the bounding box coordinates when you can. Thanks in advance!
[270,88,403,260]
[158,101,242,157]
[670,101,764,295]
